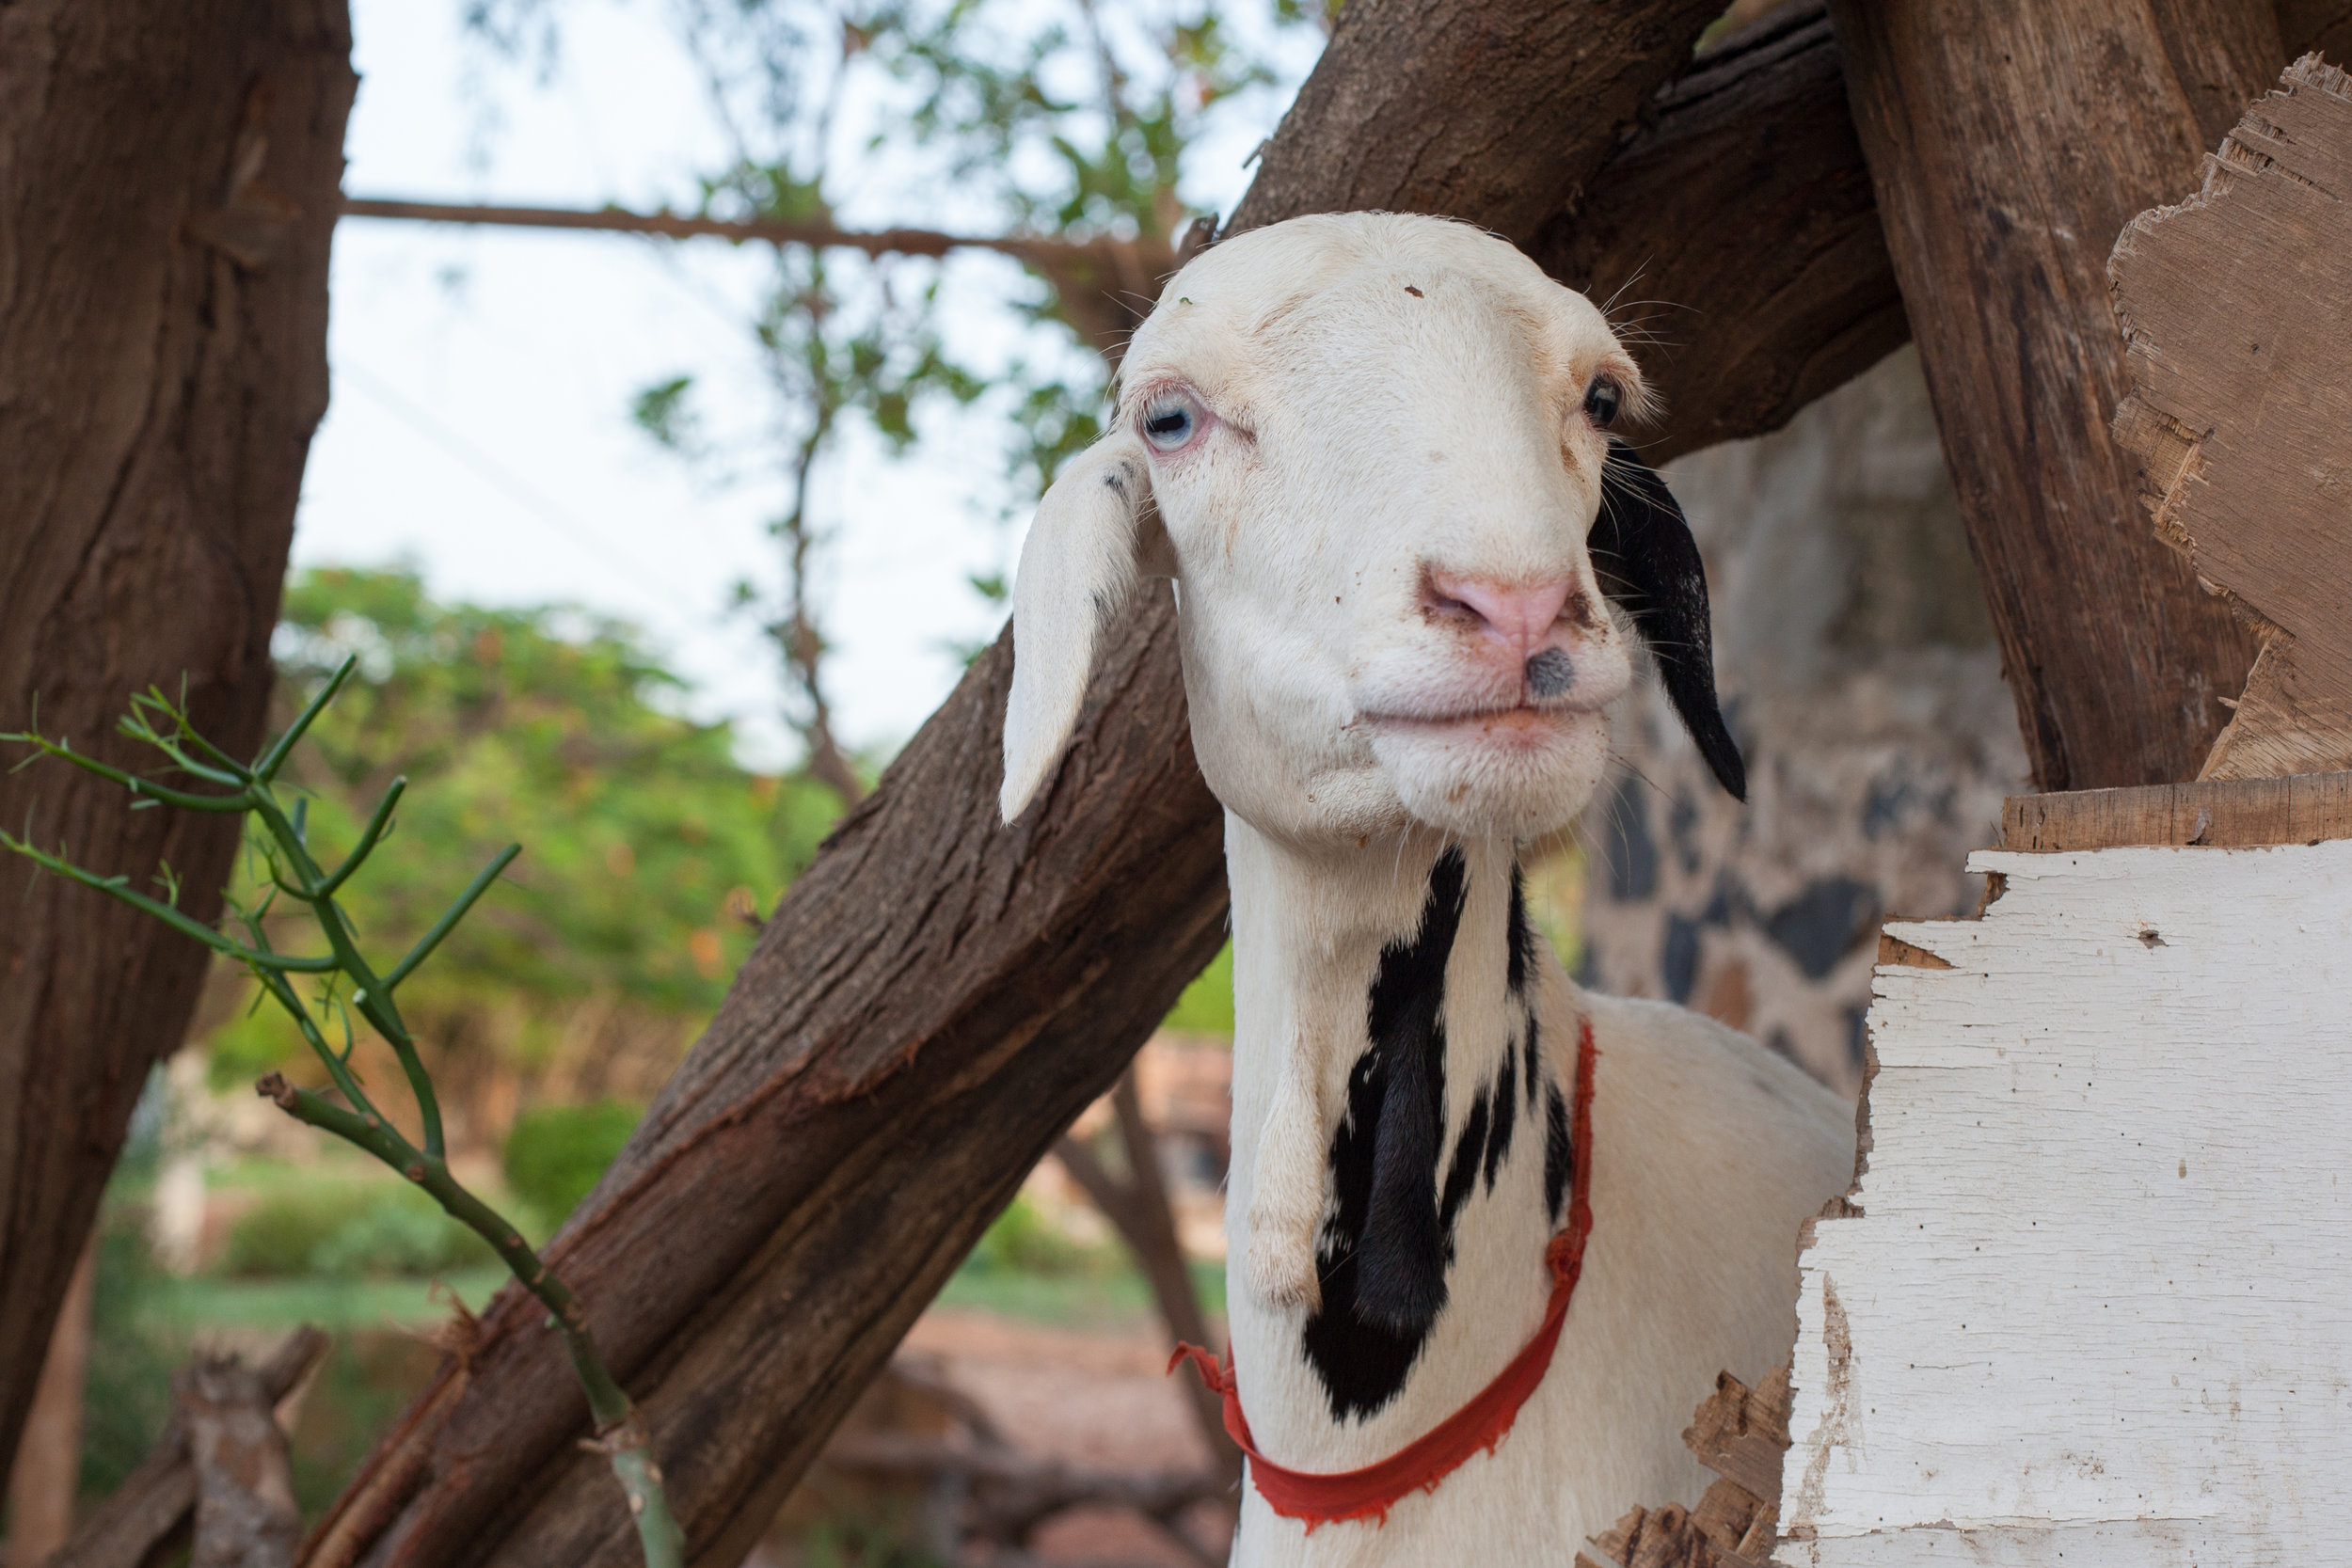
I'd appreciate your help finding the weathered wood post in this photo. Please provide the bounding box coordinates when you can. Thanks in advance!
[1823,0,2281,790]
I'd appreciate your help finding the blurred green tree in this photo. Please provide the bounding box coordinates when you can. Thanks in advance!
[204,565,840,1144]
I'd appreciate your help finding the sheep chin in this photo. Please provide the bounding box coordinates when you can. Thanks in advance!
[1368,709,1610,841]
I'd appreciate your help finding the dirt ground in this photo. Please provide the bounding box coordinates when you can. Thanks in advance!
[749,1305,1232,1568]
[910,1308,1229,1565]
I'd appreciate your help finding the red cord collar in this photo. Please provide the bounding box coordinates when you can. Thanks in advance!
[1173,1018,1598,1529]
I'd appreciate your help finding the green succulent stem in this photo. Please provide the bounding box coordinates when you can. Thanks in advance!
[1,657,684,1568]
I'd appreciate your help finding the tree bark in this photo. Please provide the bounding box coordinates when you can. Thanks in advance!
[0,0,354,1479]
[1531,4,1908,460]
[1824,0,2281,789]
[1226,0,1731,244]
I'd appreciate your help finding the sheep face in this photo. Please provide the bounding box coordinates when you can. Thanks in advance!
[1001,213,1741,845]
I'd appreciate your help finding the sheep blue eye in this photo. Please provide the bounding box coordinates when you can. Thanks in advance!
[1141,400,1195,450]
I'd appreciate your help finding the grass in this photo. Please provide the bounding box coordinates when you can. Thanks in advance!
[934,1257,1224,1330]
[135,1266,512,1333]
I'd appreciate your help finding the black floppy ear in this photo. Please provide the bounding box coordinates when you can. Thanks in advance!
[1589,437,1746,801]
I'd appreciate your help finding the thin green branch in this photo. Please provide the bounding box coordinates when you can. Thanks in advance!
[256,1075,685,1566]
[6,661,679,1564]
[0,832,336,972]
[0,733,253,813]
[249,965,379,1124]
[251,654,358,783]
[385,843,520,991]
[317,777,406,896]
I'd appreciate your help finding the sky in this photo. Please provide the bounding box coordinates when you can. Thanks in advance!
[308,0,1320,770]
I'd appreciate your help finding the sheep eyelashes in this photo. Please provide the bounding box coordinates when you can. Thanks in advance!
[1304,852,1559,1421]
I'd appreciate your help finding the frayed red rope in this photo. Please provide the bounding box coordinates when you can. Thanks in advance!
[1174,1018,1599,1529]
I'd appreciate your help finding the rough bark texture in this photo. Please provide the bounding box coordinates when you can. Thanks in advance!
[49,1329,327,1568]
[0,0,354,1480]
[183,1356,302,1568]
[1824,0,2281,790]
[1533,4,1909,460]
[1226,0,1729,244]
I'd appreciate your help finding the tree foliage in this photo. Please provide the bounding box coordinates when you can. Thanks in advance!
[465,0,1321,782]
[207,566,838,1113]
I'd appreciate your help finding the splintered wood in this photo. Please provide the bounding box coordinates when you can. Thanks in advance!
[2109,55,2352,780]
[1576,1368,1790,1568]
[1781,839,2352,1563]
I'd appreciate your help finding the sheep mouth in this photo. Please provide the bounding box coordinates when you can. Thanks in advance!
[1364,700,1599,733]
[1358,704,1594,741]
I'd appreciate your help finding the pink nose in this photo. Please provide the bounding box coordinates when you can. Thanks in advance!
[1426,572,1575,652]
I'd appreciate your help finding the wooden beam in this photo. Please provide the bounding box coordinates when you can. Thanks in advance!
[1823,0,2283,792]
[2001,769,2352,852]
[1224,0,1729,245]
[1534,4,1906,461]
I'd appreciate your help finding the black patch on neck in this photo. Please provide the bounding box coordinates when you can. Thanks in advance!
[1438,1088,1488,1235]
[1301,847,1467,1420]
[1506,866,1537,997]
[1543,1080,1572,1225]
[1484,1043,1518,1194]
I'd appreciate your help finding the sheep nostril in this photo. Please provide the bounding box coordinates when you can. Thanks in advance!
[1526,649,1575,699]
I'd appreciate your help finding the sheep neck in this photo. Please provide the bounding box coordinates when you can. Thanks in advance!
[1225,818,1573,1435]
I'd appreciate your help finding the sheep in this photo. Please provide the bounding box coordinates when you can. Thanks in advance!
[999,212,1853,1566]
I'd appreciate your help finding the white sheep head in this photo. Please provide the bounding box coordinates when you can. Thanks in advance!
[1000,212,1742,847]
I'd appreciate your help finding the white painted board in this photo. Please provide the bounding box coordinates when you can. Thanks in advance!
[1776,841,2352,1566]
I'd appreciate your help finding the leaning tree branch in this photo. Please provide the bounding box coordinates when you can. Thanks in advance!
[338,198,1178,360]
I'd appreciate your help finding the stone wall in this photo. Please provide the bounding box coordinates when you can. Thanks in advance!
[1581,348,2029,1094]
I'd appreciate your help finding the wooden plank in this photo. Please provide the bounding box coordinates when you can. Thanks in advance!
[1780,842,2352,1563]
[2000,769,2352,850]
[2109,56,2352,781]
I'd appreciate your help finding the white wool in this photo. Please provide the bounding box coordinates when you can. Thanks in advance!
[1001,212,1852,1565]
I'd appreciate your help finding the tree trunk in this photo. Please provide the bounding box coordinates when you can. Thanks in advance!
[0,0,354,1479]
[303,7,1930,1565]
[1823,0,2281,789]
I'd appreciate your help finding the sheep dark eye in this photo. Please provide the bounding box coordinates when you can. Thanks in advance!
[1583,377,1622,428]
[1139,390,1207,452]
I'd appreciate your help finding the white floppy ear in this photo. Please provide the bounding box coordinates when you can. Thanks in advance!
[1000,433,1154,823]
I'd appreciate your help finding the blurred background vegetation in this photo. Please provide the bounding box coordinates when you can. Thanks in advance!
[74,564,1250,1528]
